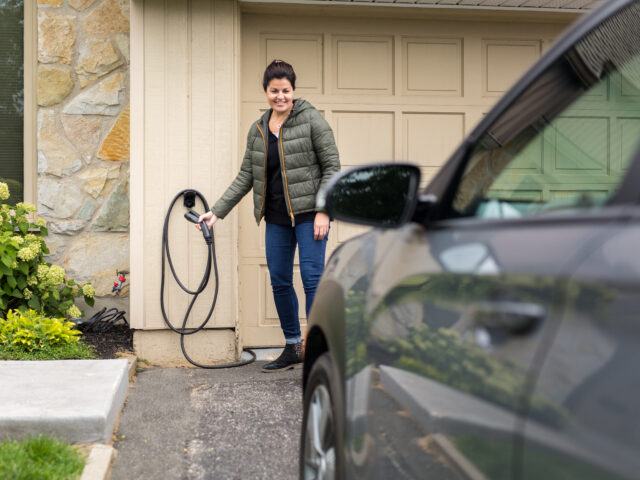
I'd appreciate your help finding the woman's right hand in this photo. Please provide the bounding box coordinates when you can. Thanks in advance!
[196,211,218,231]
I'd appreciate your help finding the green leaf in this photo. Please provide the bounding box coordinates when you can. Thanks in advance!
[18,262,28,275]
[59,299,73,310]
[0,296,6,310]
[52,289,60,301]
[1,255,12,268]
[62,286,72,297]
[6,276,16,289]
[0,263,9,275]
[85,296,95,308]
[40,227,48,236]
[28,296,40,310]
[17,277,27,290]
[68,279,76,286]
[11,289,23,299]
[18,222,28,235]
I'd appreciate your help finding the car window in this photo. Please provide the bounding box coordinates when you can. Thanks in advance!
[453,2,640,219]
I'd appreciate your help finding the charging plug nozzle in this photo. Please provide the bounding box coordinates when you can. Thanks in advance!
[185,210,213,245]
[184,210,200,224]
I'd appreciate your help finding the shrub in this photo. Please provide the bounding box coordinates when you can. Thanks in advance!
[0,310,82,352]
[0,309,96,360]
[0,182,94,319]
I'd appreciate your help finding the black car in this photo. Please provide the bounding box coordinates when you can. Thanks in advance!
[300,0,640,478]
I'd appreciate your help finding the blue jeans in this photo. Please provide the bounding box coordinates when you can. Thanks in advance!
[265,221,328,342]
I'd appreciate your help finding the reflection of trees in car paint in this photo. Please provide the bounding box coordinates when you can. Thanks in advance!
[368,274,617,426]
[379,322,567,426]
[345,286,369,378]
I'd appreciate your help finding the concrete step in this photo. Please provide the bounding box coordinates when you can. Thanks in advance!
[0,359,129,443]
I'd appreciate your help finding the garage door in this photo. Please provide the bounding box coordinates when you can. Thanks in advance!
[239,9,569,347]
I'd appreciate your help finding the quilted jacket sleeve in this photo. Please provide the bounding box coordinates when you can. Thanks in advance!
[211,127,256,219]
[310,110,341,193]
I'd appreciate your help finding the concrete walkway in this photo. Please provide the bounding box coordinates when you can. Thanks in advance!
[111,362,303,480]
[0,359,129,444]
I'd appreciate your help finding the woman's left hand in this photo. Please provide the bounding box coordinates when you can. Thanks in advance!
[314,212,330,240]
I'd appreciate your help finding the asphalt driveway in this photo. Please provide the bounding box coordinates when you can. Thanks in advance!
[111,362,302,480]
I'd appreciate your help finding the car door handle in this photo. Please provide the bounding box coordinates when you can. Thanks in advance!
[470,301,546,334]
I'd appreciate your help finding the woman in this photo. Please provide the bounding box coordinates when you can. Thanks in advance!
[197,60,340,372]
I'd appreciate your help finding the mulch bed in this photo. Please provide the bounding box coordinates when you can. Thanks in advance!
[81,324,134,360]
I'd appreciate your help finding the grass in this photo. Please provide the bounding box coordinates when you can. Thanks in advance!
[0,436,86,480]
[0,341,97,361]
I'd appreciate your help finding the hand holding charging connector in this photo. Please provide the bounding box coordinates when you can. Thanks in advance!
[185,210,213,244]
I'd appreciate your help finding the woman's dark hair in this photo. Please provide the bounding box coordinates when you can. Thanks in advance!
[262,60,296,91]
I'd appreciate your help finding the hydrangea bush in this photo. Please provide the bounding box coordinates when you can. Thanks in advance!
[0,182,94,319]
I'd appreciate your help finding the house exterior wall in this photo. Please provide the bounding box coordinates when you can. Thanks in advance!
[130,0,240,365]
[36,0,131,317]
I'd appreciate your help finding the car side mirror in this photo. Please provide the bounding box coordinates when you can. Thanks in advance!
[317,163,421,228]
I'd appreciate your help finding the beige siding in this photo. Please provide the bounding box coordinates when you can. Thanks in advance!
[131,0,239,341]
[239,10,570,347]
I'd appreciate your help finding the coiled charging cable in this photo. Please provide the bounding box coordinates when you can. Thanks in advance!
[161,189,256,368]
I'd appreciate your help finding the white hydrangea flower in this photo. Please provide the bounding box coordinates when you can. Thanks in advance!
[47,265,66,285]
[0,183,9,201]
[37,264,50,281]
[82,284,95,298]
[66,305,82,320]
[17,247,37,262]
[16,202,36,213]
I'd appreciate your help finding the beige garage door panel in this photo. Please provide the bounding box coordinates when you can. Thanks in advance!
[334,36,394,94]
[483,39,542,96]
[262,33,324,94]
[403,37,463,96]
[334,111,395,167]
[240,11,567,347]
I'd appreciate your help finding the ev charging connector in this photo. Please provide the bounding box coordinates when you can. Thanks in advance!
[184,210,213,244]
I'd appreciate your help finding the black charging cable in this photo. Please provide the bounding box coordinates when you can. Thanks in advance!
[161,189,256,368]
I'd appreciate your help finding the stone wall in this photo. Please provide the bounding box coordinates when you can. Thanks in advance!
[36,0,130,314]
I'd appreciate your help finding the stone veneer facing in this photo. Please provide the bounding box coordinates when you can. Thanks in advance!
[36,0,130,304]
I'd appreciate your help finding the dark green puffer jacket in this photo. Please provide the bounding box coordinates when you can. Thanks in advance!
[211,99,340,225]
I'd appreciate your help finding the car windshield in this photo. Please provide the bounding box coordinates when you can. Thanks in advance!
[453,1,640,219]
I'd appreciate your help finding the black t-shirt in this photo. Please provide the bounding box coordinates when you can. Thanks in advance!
[265,131,315,226]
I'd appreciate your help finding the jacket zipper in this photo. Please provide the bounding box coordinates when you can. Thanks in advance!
[256,123,267,224]
[279,126,296,227]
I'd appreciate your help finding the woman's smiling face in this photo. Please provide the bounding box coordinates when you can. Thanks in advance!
[265,78,294,115]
